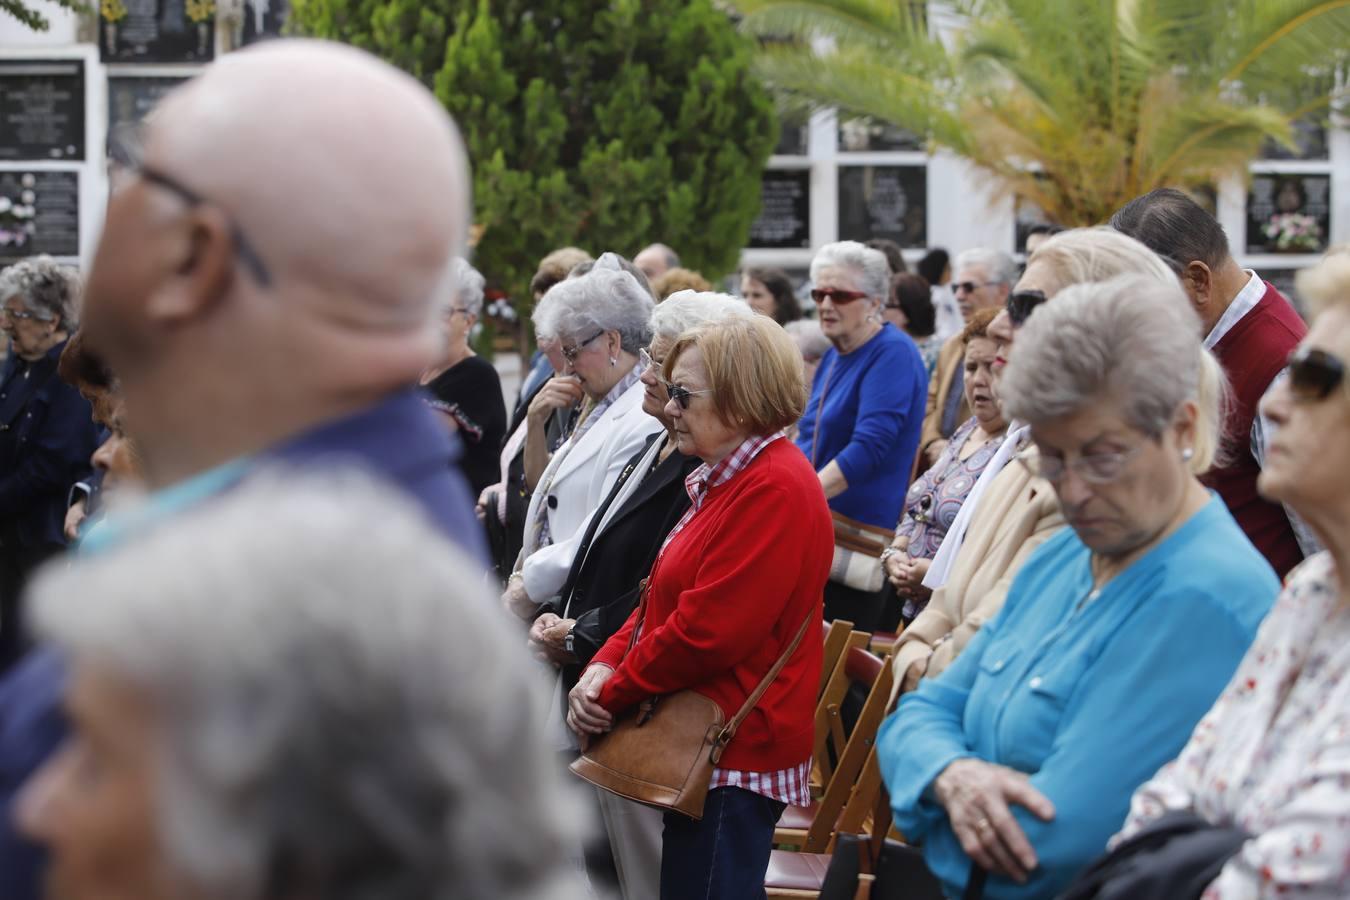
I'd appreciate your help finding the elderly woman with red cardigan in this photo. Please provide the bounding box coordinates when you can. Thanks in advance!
[568,314,833,900]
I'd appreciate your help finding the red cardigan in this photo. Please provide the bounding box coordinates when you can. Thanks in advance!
[591,439,833,772]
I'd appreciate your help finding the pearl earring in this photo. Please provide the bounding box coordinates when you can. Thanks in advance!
[1182,447,1194,461]
[610,356,617,367]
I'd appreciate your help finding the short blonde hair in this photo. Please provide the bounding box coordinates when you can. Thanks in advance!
[652,267,713,302]
[1295,244,1350,319]
[1029,227,1177,296]
[664,315,805,435]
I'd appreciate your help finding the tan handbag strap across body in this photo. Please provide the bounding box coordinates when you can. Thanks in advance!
[625,578,817,762]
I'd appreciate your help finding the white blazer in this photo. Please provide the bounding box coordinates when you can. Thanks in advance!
[520,378,663,601]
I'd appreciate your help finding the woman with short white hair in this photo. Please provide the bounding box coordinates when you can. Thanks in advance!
[421,258,506,495]
[502,254,663,618]
[16,473,588,900]
[879,275,1278,900]
[1106,247,1350,898]
[793,240,929,632]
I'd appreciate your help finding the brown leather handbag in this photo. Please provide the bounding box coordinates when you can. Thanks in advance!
[569,580,815,820]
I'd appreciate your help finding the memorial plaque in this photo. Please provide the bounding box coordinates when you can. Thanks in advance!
[108,75,189,141]
[1013,194,1056,255]
[0,60,85,161]
[238,0,290,45]
[100,0,215,63]
[1261,117,1329,161]
[838,117,923,153]
[0,171,80,263]
[748,170,810,249]
[1246,173,1330,254]
[838,165,926,248]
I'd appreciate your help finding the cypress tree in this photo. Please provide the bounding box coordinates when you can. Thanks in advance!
[293,0,777,321]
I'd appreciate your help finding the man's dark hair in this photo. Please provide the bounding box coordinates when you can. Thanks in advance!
[1110,188,1231,270]
[916,248,949,288]
[891,273,935,337]
[1025,223,1062,239]
[865,238,908,276]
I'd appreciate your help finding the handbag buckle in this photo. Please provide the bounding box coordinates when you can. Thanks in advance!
[636,698,657,726]
[708,727,732,764]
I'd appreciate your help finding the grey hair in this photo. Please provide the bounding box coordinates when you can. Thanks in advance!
[1027,227,1177,296]
[784,319,833,363]
[650,290,754,341]
[810,240,891,304]
[542,253,654,352]
[642,242,680,269]
[0,255,80,331]
[954,247,1018,287]
[1001,275,1220,466]
[449,258,486,318]
[28,471,588,900]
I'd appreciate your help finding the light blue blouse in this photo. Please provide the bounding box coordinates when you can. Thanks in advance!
[877,496,1278,899]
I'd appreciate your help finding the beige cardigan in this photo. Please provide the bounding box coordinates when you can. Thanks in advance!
[891,447,1066,697]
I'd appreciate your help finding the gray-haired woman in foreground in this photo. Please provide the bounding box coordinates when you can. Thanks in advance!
[16,473,588,900]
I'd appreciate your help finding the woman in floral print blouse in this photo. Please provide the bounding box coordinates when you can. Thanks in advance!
[1116,247,1350,898]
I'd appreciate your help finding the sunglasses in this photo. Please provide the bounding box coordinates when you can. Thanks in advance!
[811,288,870,305]
[953,280,1000,295]
[664,382,713,409]
[561,330,605,364]
[1007,289,1048,327]
[1287,347,1345,402]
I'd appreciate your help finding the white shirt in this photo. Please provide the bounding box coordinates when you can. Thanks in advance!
[931,284,964,344]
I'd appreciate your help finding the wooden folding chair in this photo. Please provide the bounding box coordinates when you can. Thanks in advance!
[803,628,870,797]
[766,747,894,899]
[774,646,893,850]
[820,619,856,696]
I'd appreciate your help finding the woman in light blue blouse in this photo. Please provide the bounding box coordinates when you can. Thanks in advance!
[877,274,1279,900]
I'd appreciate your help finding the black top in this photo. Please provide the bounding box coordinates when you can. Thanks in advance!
[543,432,701,695]
[423,355,507,496]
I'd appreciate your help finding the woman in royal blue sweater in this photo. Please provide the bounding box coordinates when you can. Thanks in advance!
[795,241,929,632]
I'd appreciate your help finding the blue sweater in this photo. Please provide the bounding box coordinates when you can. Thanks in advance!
[878,496,1278,899]
[794,324,927,528]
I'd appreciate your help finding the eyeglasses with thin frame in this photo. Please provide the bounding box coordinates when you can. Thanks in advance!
[1287,346,1346,403]
[1016,442,1146,485]
[1007,289,1048,327]
[561,330,605,364]
[107,125,273,287]
[0,307,46,322]
[639,346,663,373]
[952,280,1000,295]
[665,382,713,410]
[811,288,870,305]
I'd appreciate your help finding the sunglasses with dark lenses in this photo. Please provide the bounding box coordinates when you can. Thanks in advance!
[1287,347,1346,402]
[1007,289,1048,327]
[810,288,870,305]
[664,382,714,409]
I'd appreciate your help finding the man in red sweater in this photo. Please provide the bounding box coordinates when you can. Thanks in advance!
[1112,189,1313,578]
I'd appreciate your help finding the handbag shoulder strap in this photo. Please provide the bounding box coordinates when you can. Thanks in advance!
[717,611,816,752]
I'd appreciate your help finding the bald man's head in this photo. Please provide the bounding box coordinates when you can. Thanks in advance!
[81,40,474,484]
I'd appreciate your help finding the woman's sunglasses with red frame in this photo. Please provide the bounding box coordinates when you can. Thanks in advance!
[810,288,870,305]
[1287,346,1346,403]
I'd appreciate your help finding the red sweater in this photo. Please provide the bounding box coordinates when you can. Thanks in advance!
[592,439,832,772]
[1205,282,1306,578]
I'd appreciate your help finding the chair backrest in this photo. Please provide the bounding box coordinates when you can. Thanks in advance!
[821,619,856,696]
[814,630,872,787]
[803,647,894,852]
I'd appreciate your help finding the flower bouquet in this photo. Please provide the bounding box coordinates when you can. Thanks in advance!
[1263,213,1322,253]
[100,0,127,54]
[0,195,38,252]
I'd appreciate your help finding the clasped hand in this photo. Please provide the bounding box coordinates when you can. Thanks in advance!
[933,757,1055,884]
[566,665,615,750]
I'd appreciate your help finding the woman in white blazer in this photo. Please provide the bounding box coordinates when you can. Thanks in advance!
[502,254,663,617]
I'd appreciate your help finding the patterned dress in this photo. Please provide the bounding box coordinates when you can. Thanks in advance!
[1118,552,1350,898]
[893,416,1005,619]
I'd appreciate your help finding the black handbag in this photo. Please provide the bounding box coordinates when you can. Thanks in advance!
[1056,811,1250,900]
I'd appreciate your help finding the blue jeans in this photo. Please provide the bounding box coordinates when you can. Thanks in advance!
[660,786,786,899]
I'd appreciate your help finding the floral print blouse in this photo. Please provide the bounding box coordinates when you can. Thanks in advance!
[1118,552,1350,898]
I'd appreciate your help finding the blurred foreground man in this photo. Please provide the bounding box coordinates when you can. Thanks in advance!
[17,475,587,900]
[0,39,488,896]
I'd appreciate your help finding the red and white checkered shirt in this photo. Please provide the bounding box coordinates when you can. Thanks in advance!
[657,430,813,807]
